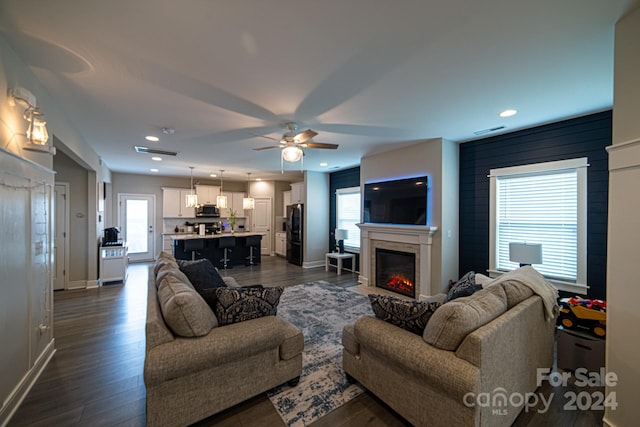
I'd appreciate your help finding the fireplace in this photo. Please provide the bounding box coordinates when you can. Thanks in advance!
[375,248,416,298]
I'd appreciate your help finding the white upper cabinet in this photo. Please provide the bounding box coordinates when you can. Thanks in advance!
[219,191,246,217]
[195,185,220,205]
[162,188,196,218]
[283,190,291,214]
[290,182,305,204]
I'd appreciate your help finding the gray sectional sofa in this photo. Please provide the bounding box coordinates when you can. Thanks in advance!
[144,252,303,427]
[342,267,558,427]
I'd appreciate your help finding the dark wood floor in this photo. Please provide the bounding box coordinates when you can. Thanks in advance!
[9,256,604,426]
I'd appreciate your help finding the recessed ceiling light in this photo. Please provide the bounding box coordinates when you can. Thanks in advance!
[150,168,159,173]
[151,156,162,161]
[256,178,262,181]
[320,162,328,167]
[210,173,217,177]
[499,109,517,117]
[145,135,159,142]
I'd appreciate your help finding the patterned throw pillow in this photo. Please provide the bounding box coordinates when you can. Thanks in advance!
[198,284,264,310]
[178,258,227,291]
[446,271,482,302]
[214,286,284,326]
[368,294,442,335]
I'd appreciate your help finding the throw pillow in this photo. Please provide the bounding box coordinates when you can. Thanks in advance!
[368,294,442,335]
[446,271,482,302]
[178,258,227,291]
[214,286,284,326]
[198,284,265,310]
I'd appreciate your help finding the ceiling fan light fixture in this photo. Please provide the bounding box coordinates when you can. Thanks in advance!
[282,145,303,162]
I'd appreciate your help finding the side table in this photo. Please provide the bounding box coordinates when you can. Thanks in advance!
[325,252,356,275]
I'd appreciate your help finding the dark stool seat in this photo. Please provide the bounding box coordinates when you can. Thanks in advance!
[219,236,236,269]
[184,239,204,261]
[245,235,261,266]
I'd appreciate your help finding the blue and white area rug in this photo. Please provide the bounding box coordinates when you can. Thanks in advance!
[268,281,373,426]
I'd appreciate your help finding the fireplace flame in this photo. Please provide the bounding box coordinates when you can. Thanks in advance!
[386,274,414,293]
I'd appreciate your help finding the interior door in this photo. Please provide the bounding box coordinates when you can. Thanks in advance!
[253,197,272,255]
[54,183,69,290]
[118,193,155,262]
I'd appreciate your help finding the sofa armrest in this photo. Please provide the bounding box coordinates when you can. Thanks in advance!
[144,315,302,385]
[353,316,479,400]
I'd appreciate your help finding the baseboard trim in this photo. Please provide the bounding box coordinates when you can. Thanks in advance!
[86,280,100,289]
[67,280,86,290]
[302,260,325,269]
[0,339,56,426]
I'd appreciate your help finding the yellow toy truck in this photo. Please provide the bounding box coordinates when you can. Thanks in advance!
[557,296,606,338]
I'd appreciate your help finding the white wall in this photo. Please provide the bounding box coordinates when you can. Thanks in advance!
[303,171,330,267]
[360,138,460,293]
[605,5,640,426]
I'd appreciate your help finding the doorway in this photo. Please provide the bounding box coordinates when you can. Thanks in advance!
[54,183,70,290]
[118,193,156,262]
[253,197,272,255]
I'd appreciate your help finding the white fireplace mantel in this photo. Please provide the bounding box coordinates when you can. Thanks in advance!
[357,223,438,299]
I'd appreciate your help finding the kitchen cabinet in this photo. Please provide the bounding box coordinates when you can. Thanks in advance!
[283,190,291,213]
[275,232,286,257]
[290,182,305,204]
[220,191,246,217]
[195,185,220,205]
[162,188,196,218]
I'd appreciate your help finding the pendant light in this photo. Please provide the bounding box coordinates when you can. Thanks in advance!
[217,170,228,209]
[243,172,255,210]
[186,166,198,208]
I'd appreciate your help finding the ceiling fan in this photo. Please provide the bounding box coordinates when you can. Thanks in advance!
[253,122,338,162]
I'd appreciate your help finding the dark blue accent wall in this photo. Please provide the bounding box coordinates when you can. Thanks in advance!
[459,111,610,299]
[329,166,361,270]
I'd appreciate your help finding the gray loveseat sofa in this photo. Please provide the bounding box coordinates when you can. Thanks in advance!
[144,252,303,427]
[342,267,558,427]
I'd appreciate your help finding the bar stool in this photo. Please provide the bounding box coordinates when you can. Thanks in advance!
[245,235,262,266]
[218,236,236,269]
[184,239,204,261]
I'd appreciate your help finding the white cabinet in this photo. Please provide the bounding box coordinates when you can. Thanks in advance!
[283,190,291,214]
[290,182,305,204]
[275,232,286,257]
[195,185,220,205]
[162,235,173,252]
[100,245,128,283]
[162,188,196,218]
[220,191,246,217]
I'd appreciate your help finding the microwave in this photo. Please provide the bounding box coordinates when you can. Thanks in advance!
[196,204,220,217]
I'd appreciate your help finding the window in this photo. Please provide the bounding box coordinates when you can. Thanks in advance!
[489,158,588,290]
[336,186,361,250]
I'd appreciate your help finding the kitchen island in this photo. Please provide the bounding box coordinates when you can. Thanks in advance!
[171,233,263,268]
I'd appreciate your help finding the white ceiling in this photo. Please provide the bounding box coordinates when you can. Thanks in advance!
[1,0,635,182]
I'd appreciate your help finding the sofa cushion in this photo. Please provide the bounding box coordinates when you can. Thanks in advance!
[369,294,442,335]
[157,275,218,336]
[475,273,494,287]
[153,256,179,276]
[446,271,483,302]
[423,284,508,350]
[494,280,534,308]
[214,286,283,326]
[155,265,192,289]
[178,258,227,290]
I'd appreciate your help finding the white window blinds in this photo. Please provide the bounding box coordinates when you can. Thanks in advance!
[490,158,587,285]
[336,187,361,250]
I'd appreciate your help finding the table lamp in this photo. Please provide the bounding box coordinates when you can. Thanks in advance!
[509,242,542,267]
[335,229,349,253]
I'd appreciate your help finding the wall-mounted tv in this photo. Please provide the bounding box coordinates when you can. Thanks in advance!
[363,176,429,225]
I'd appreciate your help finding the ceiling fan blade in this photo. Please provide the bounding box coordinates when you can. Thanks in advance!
[253,145,282,151]
[294,129,318,143]
[300,142,339,149]
[251,133,282,142]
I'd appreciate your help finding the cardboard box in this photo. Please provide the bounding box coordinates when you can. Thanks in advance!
[556,327,605,372]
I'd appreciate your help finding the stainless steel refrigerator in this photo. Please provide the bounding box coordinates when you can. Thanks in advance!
[286,203,303,266]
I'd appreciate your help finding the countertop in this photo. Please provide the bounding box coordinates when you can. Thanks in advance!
[170,232,264,240]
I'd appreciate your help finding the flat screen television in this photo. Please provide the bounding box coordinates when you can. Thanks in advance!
[363,176,429,225]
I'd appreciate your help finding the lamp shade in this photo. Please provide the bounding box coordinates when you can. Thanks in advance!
[509,242,542,265]
[335,229,349,241]
[216,194,228,209]
[243,197,255,210]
